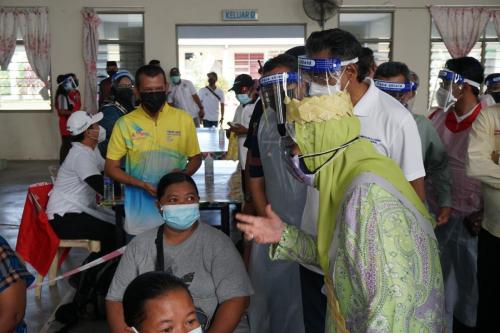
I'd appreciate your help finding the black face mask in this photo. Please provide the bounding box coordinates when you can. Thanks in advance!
[140,91,166,113]
[114,88,135,111]
[107,70,117,77]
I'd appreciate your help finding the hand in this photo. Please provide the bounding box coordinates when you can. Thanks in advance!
[219,117,224,126]
[436,207,452,226]
[142,182,157,197]
[491,150,499,165]
[463,210,483,236]
[236,205,285,244]
[230,123,246,135]
[198,108,205,119]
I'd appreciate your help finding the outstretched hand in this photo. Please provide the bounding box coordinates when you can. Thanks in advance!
[236,204,285,244]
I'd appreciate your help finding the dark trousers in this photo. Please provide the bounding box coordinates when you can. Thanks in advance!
[50,212,117,255]
[59,136,72,164]
[477,228,500,332]
[300,266,327,333]
[203,120,218,128]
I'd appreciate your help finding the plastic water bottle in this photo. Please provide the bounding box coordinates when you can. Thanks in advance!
[104,176,114,203]
[205,153,214,178]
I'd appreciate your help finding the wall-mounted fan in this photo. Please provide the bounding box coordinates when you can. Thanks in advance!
[303,0,342,30]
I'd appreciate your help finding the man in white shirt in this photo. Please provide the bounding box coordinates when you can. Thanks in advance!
[298,28,426,333]
[46,111,116,254]
[167,67,205,127]
[198,72,225,128]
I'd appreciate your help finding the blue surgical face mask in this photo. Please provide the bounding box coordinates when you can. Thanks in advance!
[171,75,181,84]
[236,93,252,105]
[161,203,200,230]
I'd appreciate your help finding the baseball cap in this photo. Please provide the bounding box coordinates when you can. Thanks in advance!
[67,111,103,136]
[229,74,253,93]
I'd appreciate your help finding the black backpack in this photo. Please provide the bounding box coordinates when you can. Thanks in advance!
[54,252,120,332]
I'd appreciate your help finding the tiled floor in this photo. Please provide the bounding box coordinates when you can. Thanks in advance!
[0,161,108,332]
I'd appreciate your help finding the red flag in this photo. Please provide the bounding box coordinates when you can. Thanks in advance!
[16,183,64,276]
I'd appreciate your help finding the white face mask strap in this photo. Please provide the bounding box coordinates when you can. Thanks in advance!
[340,57,358,66]
[325,71,332,94]
[282,72,288,98]
[131,327,139,333]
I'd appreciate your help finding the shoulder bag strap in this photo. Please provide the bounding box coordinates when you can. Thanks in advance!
[155,225,165,271]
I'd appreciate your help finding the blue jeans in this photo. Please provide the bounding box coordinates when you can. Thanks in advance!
[203,119,218,128]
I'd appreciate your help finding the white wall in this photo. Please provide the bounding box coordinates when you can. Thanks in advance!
[1,0,498,159]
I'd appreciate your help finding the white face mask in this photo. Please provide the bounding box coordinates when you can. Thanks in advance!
[308,82,333,96]
[90,125,106,143]
[436,87,456,111]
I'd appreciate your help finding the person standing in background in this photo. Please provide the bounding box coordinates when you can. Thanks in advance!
[99,61,118,107]
[167,67,205,127]
[55,73,81,164]
[198,72,225,128]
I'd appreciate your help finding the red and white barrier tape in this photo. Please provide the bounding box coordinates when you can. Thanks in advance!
[29,246,126,289]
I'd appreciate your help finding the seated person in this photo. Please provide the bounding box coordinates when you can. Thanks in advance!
[0,235,34,333]
[46,111,116,254]
[123,271,202,333]
[98,70,136,157]
[106,172,253,333]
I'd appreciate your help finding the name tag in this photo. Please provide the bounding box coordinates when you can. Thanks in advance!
[166,130,181,142]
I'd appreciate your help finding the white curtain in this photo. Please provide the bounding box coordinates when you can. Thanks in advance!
[82,8,100,114]
[494,11,500,43]
[0,9,17,70]
[17,7,51,100]
[429,6,491,58]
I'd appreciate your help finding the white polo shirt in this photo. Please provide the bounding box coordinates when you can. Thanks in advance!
[300,79,426,274]
[233,98,258,170]
[199,86,225,122]
[46,142,104,219]
[354,78,425,181]
[167,79,199,118]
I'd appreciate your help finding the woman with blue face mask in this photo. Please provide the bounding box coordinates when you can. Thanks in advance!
[106,172,253,333]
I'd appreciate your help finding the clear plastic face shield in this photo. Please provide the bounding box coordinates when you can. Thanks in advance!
[60,76,77,92]
[259,72,298,136]
[296,55,358,99]
[431,69,481,112]
[373,79,417,108]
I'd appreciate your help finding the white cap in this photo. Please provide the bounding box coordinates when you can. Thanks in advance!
[67,111,103,136]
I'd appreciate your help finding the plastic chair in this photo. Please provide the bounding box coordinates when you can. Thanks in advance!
[26,188,101,298]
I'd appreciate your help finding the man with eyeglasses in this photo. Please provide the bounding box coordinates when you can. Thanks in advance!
[98,70,137,157]
[105,64,202,239]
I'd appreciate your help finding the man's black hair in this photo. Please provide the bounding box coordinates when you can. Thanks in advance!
[374,61,411,82]
[445,57,484,96]
[106,61,117,67]
[485,73,500,86]
[135,64,167,88]
[156,172,199,200]
[305,28,365,82]
[123,272,192,330]
[284,46,306,59]
[262,54,298,74]
[70,132,85,143]
[169,67,180,76]
[149,59,161,66]
[359,47,375,80]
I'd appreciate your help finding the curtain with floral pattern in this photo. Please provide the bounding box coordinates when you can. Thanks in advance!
[82,8,101,114]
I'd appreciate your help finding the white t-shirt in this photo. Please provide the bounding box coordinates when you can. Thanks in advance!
[46,142,104,219]
[300,79,426,274]
[167,79,199,118]
[199,86,225,121]
[232,98,258,170]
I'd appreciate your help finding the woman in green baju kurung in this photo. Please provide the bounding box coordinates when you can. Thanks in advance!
[236,90,445,333]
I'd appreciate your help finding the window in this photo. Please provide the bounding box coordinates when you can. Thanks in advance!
[428,18,500,107]
[339,12,393,64]
[97,13,144,81]
[0,40,51,111]
[234,53,264,78]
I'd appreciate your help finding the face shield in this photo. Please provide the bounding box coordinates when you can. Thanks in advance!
[373,79,417,108]
[259,72,298,136]
[296,55,358,99]
[60,76,77,92]
[431,69,480,112]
